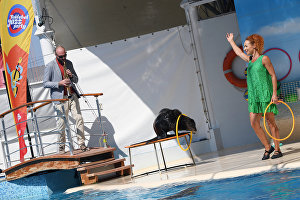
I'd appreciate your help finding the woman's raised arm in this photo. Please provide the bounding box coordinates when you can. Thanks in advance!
[226,33,249,62]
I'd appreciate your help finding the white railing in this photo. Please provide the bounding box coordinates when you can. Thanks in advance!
[0,93,105,169]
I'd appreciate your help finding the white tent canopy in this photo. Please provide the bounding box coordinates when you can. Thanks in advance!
[37,0,186,50]
[33,0,235,50]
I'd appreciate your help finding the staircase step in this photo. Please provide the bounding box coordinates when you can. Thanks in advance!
[87,165,133,178]
[77,158,125,172]
[76,147,116,158]
[77,158,115,170]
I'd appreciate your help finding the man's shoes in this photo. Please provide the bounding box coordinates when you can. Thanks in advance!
[262,146,274,160]
[59,149,65,154]
[80,145,90,152]
[59,146,65,154]
[271,151,283,159]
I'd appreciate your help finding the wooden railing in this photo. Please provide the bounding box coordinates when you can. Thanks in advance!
[0,99,68,118]
[80,93,103,97]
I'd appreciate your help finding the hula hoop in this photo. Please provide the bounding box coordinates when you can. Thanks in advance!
[176,114,193,151]
[263,48,292,82]
[263,100,295,141]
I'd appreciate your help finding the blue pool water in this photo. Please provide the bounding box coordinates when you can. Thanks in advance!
[43,169,300,200]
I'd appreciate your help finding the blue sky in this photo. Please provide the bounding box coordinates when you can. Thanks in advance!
[234,0,300,82]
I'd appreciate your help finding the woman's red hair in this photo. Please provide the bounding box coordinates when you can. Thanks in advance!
[246,34,264,55]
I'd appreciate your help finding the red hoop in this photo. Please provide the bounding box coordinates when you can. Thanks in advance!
[263,48,292,82]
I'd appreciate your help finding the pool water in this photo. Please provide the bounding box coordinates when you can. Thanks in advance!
[45,169,300,200]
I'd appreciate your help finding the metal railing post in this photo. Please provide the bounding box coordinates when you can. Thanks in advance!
[1,118,11,168]
[159,142,167,171]
[128,148,133,177]
[30,106,44,156]
[153,143,161,174]
[185,135,196,165]
[61,104,73,155]
[0,141,8,169]
[29,107,41,157]
[95,97,107,148]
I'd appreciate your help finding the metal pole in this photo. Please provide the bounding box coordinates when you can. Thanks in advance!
[95,97,107,148]
[1,118,11,168]
[153,143,161,174]
[29,107,41,156]
[185,6,215,130]
[0,141,8,169]
[159,142,167,171]
[180,4,219,134]
[185,135,196,165]
[61,104,73,155]
[26,80,35,159]
[25,124,35,159]
[30,106,45,156]
[128,148,133,177]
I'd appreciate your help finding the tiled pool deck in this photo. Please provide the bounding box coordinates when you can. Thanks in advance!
[67,141,300,193]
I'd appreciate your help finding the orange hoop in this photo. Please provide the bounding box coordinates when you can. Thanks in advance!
[263,101,295,141]
[223,46,247,88]
[176,114,192,151]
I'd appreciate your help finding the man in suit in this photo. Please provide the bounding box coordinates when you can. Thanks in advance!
[43,45,88,153]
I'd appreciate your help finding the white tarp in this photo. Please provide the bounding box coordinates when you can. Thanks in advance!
[71,26,209,156]
[0,25,208,169]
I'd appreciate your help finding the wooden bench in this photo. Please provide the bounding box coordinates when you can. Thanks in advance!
[125,132,195,177]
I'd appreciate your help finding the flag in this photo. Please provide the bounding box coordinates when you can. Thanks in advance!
[0,0,34,162]
[0,47,5,88]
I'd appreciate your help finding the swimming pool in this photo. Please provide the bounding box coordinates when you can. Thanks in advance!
[42,169,300,200]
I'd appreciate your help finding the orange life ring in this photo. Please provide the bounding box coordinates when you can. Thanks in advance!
[223,46,247,88]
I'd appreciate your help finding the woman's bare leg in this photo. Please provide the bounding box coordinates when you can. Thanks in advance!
[265,112,281,152]
[249,112,271,150]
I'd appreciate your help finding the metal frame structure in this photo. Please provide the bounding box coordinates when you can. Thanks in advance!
[180,0,235,150]
[0,93,105,169]
[126,132,196,177]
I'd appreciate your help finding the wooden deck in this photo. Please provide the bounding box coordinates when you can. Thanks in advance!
[0,95,134,184]
[3,147,116,181]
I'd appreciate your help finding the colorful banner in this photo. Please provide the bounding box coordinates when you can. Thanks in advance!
[0,47,4,88]
[0,0,34,162]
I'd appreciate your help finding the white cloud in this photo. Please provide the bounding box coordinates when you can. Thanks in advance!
[258,17,300,36]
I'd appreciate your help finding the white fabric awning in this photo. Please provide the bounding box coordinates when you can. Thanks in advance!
[43,0,186,50]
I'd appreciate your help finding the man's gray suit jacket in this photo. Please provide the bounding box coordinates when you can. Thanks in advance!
[43,59,80,100]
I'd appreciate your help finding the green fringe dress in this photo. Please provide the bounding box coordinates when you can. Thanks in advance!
[247,55,278,115]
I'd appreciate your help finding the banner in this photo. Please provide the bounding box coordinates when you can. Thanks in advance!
[0,47,4,88]
[0,0,34,162]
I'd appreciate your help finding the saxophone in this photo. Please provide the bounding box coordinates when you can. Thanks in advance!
[63,61,72,98]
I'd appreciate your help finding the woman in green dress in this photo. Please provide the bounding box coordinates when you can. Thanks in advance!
[226,33,282,160]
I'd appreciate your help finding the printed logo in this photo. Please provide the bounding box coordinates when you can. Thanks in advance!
[7,4,30,37]
[7,57,23,97]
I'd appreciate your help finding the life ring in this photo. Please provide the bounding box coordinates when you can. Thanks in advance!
[223,46,247,88]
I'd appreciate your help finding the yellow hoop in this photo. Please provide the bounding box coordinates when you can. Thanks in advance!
[263,100,295,141]
[176,114,193,151]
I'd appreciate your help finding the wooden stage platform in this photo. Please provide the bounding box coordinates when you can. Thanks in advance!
[3,147,133,185]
